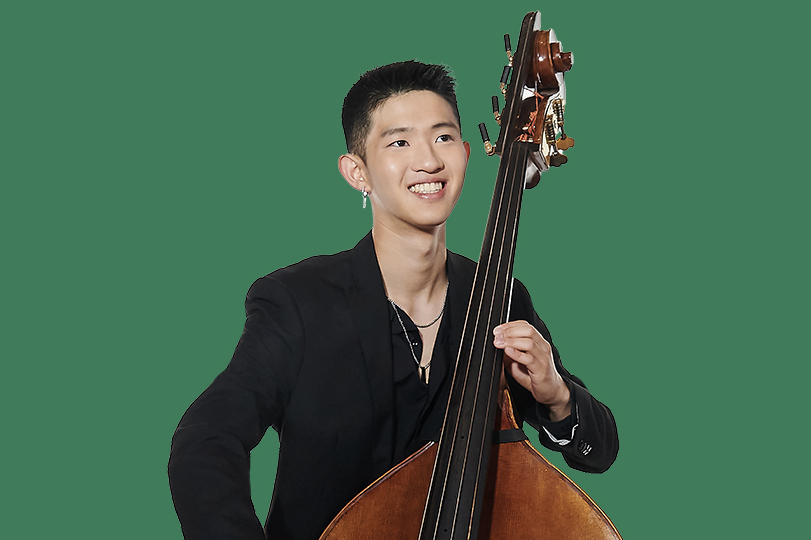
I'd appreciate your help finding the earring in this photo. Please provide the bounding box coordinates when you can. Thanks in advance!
[362,187,368,209]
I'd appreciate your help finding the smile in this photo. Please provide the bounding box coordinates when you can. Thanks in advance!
[408,182,445,194]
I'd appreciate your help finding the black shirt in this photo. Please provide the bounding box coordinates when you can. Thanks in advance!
[389,298,453,463]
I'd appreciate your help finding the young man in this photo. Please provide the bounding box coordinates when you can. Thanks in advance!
[169,61,618,540]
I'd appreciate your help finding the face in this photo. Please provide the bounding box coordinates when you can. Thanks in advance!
[357,90,470,233]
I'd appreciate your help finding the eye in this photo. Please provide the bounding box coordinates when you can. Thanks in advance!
[436,134,454,143]
[388,140,409,148]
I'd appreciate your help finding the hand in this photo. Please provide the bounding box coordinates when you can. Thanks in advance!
[493,320,571,421]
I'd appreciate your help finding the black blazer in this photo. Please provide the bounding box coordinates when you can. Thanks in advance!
[169,233,618,540]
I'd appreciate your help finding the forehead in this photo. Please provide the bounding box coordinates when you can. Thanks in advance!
[368,90,459,136]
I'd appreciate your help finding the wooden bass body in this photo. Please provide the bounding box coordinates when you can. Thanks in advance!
[320,394,621,540]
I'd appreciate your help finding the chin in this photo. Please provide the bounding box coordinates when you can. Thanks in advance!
[413,214,451,231]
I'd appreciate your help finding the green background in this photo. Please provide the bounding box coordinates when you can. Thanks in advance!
[2,1,807,538]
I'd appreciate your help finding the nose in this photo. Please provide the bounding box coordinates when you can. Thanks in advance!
[414,142,444,174]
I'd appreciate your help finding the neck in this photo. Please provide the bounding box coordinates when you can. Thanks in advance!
[372,223,447,320]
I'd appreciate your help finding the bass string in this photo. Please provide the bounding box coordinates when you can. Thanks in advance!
[427,145,515,536]
[430,141,527,537]
[458,143,526,533]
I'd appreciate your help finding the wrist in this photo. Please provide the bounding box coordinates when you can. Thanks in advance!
[546,380,572,422]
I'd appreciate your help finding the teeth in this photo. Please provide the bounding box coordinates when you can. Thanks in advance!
[408,182,444,194]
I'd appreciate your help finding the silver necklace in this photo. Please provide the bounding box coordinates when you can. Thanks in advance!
[388,282,449,384]
[387,281,449,328]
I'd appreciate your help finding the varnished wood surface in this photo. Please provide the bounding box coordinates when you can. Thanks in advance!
[319,443,435,539]
[320,394,621,540]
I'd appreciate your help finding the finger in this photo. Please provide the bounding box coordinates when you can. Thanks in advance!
[494,331,550,356]
[493,320,533,337]
[495,336,537,353]
[504,357,532,388]
[494,322,550,348]
[502,345,537,368]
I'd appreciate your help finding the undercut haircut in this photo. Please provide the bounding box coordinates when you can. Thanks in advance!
[342,60,461,161]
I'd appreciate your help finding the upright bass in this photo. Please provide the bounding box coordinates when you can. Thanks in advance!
[321,12,622,540]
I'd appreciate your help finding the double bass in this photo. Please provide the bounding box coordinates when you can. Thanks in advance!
[321,12,621,540]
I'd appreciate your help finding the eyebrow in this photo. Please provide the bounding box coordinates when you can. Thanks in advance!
[379,122,460,139]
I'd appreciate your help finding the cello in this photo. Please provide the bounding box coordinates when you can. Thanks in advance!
[321,12,621,540]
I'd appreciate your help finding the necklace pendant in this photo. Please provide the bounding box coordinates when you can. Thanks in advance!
[419,365,429,384]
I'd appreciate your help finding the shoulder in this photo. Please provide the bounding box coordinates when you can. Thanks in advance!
[271,248,353,287]
[448,249,476,269]
[248,247,354,302]
[509,276,537,317]
[447,249,477,286]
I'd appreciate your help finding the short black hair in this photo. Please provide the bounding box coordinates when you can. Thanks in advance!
[342,60,461,160]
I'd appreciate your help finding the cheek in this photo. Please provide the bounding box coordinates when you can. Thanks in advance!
[374,164,406,191]
[452,151,470,180]
[449,144,469,169]
[384,160,403,177]
[365,166,402,203]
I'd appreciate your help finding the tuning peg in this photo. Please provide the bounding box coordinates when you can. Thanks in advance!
[552,99,575,150]
[492,96,501,125]
[478,123,496,156]
[549,153,568,167]
[504,34,513,66]
[556,135,574,151]
[500,65,511,96]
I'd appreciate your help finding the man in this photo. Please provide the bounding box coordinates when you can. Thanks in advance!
[169,60,618,540]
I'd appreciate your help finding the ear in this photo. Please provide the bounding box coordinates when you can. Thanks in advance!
[463,140,471,162]
[338,153,368,193]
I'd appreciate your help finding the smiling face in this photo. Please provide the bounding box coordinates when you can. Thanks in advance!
[347,90,470,234]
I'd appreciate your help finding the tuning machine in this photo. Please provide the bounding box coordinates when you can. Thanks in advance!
[492,96,501,125]
[544,115,568,167]
[478,123,496,156]
[499,65,511,96]
[552,99,574,150]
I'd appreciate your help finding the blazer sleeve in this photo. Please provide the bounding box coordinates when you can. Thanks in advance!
[168,276,305,539]
[508,278,619,474]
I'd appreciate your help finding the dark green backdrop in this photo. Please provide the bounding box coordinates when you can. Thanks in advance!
[3,1,806,538]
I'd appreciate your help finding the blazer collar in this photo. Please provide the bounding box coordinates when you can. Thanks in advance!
[347,232,390,375]
[347,232,395,468]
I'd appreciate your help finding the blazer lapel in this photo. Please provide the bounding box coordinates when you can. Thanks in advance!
[347,232,396,469]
